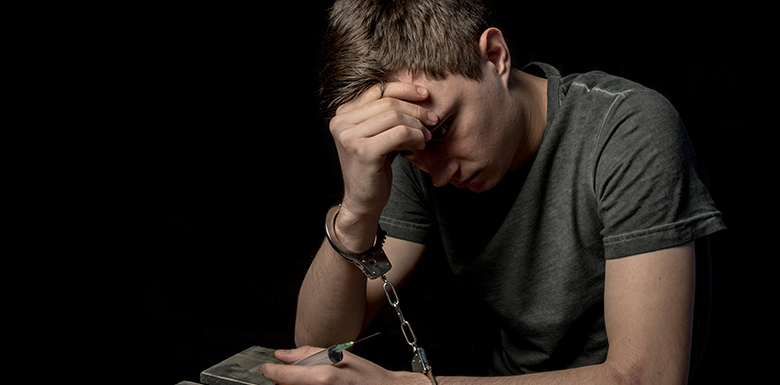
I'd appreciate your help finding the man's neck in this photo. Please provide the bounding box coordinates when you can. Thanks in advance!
[508,68,548,170]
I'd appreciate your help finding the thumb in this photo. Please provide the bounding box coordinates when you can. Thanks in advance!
[274,345,326,364]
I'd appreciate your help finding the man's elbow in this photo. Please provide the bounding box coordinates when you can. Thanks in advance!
[603,356,688,385]
[293,318,320,348]
[293,329,308,348]
[603,360,643,385]
[294,314,358,348]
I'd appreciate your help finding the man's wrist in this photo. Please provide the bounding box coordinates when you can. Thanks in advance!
[392,371,435,385]
[333,204,382,253]
[324,204,392,279]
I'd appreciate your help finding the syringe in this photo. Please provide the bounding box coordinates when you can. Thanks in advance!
[292,332,381,366]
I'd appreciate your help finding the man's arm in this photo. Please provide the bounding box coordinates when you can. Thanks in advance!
[295,81,437,348]
[267,242,696,385]
[295,236,426,348]
[599,241,696,384]
[434,241,696,385]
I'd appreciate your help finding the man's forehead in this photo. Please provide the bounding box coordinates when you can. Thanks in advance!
[391,70,461,112]
[392,70,446,89]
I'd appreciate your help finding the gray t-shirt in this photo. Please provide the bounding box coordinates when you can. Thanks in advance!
[379,63,725,375]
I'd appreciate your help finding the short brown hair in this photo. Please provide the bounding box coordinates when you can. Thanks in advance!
[318,0,492,119]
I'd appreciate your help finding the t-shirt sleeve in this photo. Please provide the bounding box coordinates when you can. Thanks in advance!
[594,91,725,259]
[379,157,436,244]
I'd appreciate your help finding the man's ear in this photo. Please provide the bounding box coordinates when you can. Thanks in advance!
[479,27,511,84]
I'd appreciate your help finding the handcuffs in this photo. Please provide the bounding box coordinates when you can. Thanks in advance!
[325,204,437,385]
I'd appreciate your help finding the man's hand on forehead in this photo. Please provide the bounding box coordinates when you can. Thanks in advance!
[331,82,439,156]
[365,82,449,137]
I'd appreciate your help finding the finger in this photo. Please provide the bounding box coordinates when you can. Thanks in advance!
[370,124,429,155]
[261,362,334,385]
[353,108,432,141]
[331,98,438,142]
[274,346,325,364]
[358,97,439,128]
[381,81,430,102]
[337,82,431,115]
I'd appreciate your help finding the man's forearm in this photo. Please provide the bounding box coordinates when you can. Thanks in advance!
[295,203,385,347]
[294,238,369,347]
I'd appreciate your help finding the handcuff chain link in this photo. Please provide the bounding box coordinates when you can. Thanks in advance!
[381,275,418,349]
[325,205,435,384]
[381,274,436,384]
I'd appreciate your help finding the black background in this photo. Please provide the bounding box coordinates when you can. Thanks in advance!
[120,2,770,384]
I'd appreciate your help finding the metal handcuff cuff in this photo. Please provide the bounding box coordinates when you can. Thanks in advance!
[325,204,437,385]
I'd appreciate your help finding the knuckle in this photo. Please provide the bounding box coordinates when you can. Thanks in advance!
[336,97,360,115]
[375,97,397,110]
[390,108,417,126]
[369,82,385,98]
[331,126,355,150]
[364,109,396,127]
[402,125,417,139]
[354,142,371,158]
[388,108,406,122]
[340,133,359,152]
[328,115,343,134]
[415,105,429,120]
[391,125,416,142]
[350,84,382,107]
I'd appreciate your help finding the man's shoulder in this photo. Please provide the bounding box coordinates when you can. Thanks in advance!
[563,69,643,89]
[558,70,677,125]
[561,70,665,104]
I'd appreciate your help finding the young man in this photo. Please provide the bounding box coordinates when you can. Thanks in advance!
[262,1,725,384]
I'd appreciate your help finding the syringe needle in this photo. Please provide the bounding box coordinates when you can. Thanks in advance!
[334,332,382,352]
[354,332,382,344]
[293,332,382,366]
